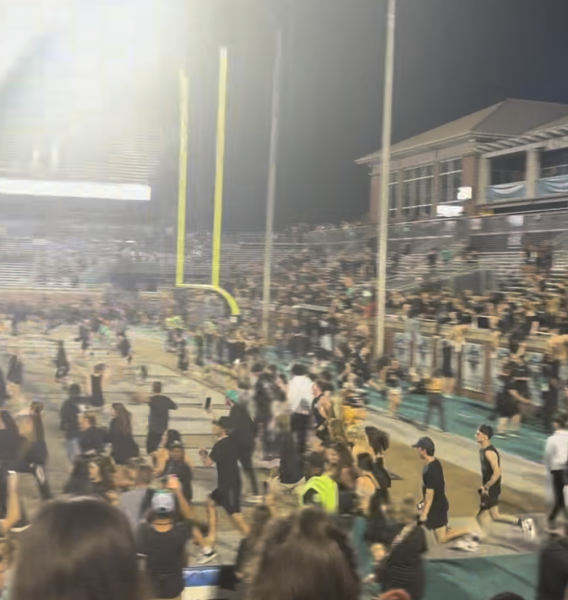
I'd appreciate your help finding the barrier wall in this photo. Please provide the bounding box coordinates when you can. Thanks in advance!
[385,320,549,406]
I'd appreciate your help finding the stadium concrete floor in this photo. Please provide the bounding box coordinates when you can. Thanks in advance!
[0,325,546,565]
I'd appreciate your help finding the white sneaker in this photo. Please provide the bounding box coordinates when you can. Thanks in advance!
[247,495,264,505]
[521,518,536,539]
[197,548,218,565]
[452,537,479,552]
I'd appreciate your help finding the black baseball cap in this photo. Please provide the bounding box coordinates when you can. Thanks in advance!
[412,436,435,453]
[478,424,494,439]
[213,416,232,431]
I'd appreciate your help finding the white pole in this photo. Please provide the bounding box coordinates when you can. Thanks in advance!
[262,31,283,344]
[375,0,396,357]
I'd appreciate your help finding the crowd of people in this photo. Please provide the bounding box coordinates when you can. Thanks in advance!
[0,306,557,600]
[0,218,564,600]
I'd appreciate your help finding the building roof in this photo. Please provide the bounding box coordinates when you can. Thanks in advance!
[357,99,568,165]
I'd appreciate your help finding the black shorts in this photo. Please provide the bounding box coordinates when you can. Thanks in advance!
[81,340,89,351]
[210,487,241,515]
[425,510,448,531]
[479,487,500,511]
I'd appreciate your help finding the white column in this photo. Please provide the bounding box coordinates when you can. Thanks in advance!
[526,148,540,198]
[477,157,490,205]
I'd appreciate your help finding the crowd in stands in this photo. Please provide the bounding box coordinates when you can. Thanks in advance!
[0,215,565,600]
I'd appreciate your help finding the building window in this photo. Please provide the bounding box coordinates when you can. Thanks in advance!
[388,171,398,218]
[439,159,462,204]
[402,165,433,217]
[490,153,525,185]
[541,148,568,178]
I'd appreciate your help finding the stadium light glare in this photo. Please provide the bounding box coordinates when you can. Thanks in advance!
[0,178,151,201]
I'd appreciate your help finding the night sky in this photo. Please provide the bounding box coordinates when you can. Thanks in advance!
[181,0,568,232]
[6,0,568,231]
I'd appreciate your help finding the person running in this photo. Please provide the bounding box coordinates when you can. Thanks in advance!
[60,384,84,464]
[225,390,260,501]
[475,424,535,537]
[76,320,91,357]
[199,416,249,548]
[136,382,178,454]
[413,436,475,547]
[54,340,70,383]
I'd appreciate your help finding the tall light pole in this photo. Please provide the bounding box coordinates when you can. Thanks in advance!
[375,0,396,357]
[262,31,283,344]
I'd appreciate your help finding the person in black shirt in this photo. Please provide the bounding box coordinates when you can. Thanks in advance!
[6,351,23,398]
[60,383,84,463]
[0,410,22,472]
[117,332,133,365]
[200,416,249,550]
[136,481,216,598]
[475,424,534,537]
[78,413,107,454]
[537,530,568,600]
[54,340,70,383]
[413,436,473,546]
[226,389,259,498]
[137,382,178,454]
[76,320,90,357]
[86,363,107,409]
[159,441,194,505]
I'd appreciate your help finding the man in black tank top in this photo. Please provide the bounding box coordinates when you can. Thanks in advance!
[475,424,535,538]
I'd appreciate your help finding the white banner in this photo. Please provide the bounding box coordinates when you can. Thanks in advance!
[525,352,543,407]
[490,347,510,396]
[393,332,410,366]
[462,343,484,393]
[413,334,433,373]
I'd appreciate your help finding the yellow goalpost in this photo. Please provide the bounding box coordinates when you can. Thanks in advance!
[175,48,240,317]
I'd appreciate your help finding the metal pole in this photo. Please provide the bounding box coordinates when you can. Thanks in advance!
[176,70,190,287]
[211,47,229,288]
[262,31,283,344]
[375,0,396,358]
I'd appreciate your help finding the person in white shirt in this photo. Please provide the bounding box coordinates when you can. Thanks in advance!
[545,413,568,531]
[287,364,313,455]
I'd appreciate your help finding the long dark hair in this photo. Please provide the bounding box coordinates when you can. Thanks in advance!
[249,508,360,600]
[112,403,132,436]
[365,426,390,455]
[12,497,142,600]
[164,429,182,449]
